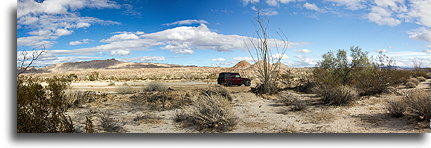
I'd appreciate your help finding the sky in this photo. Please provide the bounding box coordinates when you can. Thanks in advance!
[16,0,431,68]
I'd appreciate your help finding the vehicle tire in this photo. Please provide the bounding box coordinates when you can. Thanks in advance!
[225,81,232,87]
[244,81,251,86]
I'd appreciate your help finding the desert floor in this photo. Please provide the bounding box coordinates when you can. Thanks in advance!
[64,79,431,133]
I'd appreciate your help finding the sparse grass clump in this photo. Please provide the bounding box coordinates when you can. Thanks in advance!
[407,78,420,85]
[386,99,407,118]
[201,86,232,102]
[88,71,99,81]
[117,86,135,94]
[278,93,306,111]
[403,89,431,121]
[318,85,358,106]
[108,81,115,86]
[101,113,124,133]
[416,76,426,82]
[144,81,168,92]
[404,81,417,88]
[175,95,237,132]
[85,116,95,133]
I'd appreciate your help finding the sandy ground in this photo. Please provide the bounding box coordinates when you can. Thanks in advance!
[65,79,431,133]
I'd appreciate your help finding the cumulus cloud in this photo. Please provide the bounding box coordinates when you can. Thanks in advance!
[251,6,279,16]
[272,53,289,60]
[375,49,387,53]
[265,0,302,7]
[424,49,431,54]
[122,56,166,62]
[324,0,367,10]
[233,57,254,61]
[163,19,208,26]
[69,38,91,45]
[242,0,260,5]
[366,6,401,26]
[211,58,226,62]
[297,49,311,53]
[287,55,318,67]
[303,2,324,12]
[101,32,140,42]
[110,50,130,56]
[17,0,120,48]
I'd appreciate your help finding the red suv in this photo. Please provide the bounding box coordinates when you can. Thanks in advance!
[217,72,251,86]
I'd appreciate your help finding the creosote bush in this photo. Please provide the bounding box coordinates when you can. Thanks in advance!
[403,89,431,121]
[278,93,306,111]
[416,76,426,82]
[404,81,417,88]
[17,76,74,133]
[175,94,237,132]
[144,81,168,92]
[85,116,95,133]
[386,99,407,118]
[318,85,358,106]
[201,86,232,102]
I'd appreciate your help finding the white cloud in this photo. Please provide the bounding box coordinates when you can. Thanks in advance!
[47,24,305,58]
[123,56,166,62]
[272,53,289,60]
[55,28,73,36]
[17,0,120,48]
[372,51,431,67]
[211,58,226,62]
[303,2,324,12]
[69,39,91,45]
[242,0,260,5]
[324,0,367,10]
[163,19,208,26]
[366,5,401,26]
[110,50,130,56]
[251,6,279,16]
[233,57,254,61]
[101,32,140,42]
[265,0,302,6]
[375,49,387,53]
[297,49,311,53]
[287,55,318,67]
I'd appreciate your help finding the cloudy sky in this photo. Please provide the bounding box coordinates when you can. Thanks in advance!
[17,0,431,67]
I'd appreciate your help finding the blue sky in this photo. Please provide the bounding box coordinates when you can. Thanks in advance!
[17,0,431,67]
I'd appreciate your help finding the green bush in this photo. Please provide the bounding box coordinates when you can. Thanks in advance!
[278,93,306,111]
[17,76,74,133]
[88,71,99,81]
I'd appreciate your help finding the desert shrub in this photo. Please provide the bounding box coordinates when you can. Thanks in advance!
[386,99,407,118]
[201,86,232,102]
[117,86,135,94]
[101,113,124,133]
[88,71,99,81]
[64,90,85,108]
[407,78,420,85]
[278,93,306,111]
[108,81,115,86]
[403,89,431,121]
[146,92,173,110]
[17,76,74,133]
[318,85,358,106]
[404,81,418,88]
[176,95,236,132]
[416,76,426,82]
[85,116,95,133]
[144,81,168,91]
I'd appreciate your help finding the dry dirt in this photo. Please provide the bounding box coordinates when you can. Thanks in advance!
[63,78,431,133]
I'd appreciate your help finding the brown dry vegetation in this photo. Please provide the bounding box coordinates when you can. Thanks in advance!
[17,59,431,133]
